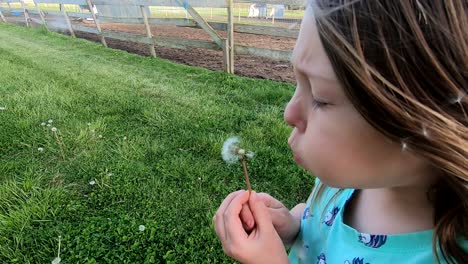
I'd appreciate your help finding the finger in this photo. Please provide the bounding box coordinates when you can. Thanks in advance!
[240,203,255,231]
[214,190,245,241]
[256,192,285,209]
[224,190,251,242]
[249,192,274,233]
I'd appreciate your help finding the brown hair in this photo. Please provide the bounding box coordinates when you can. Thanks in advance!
[308,0,467,263]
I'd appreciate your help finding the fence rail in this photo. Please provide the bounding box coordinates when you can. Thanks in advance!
[0,0,302,73]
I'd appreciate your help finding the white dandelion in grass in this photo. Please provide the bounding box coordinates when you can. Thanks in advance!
[98,135,103,139]
[51,127,58,132]
[139,225,146,232]
[221,137,255,194]
[0,106,6,111]
[123,136,127,141]
[89,180,96,185]
[87,122,91,126]
[41,122,46,126]
[38,147,44,152]
[47,124,52,127]
[48,119,53,124]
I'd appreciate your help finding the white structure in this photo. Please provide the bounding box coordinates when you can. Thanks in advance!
[248,3,267,18]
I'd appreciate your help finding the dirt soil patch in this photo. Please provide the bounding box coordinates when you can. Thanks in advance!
[76,22,296,83]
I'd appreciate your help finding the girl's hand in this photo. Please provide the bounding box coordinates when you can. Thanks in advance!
[240,193,303,246]
[213,190,289,264]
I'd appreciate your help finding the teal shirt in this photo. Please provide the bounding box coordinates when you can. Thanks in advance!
[288,180,467,264]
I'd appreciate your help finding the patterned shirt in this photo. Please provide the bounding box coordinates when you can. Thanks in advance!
[288,179,468,264]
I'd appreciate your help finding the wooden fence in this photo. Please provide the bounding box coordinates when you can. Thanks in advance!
[0,0,302,74]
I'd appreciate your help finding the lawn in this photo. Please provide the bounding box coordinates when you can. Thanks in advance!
[0,23,312,263]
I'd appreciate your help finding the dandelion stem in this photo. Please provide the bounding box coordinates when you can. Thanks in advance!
[241,157,251,194]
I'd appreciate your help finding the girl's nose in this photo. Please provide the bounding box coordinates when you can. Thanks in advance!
[284,90,306,132]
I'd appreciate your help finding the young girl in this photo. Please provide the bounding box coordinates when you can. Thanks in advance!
[213,0,467,263]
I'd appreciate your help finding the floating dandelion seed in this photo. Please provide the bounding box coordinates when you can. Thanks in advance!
[48,119,53,124]
[38,147,44,152]
[422,127,429,138]
[51,127,58,132]
[450,90,466,104]
[139,225,146,232]
[89,180,96,185]
[401,141,408,152]
[0,106,6,111]
[221,137,255,194]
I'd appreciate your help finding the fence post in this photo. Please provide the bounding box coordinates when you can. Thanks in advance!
[140,4,156,57]
[0,9,6,22]
[87,0,106,47]
[60,3,75,37]
[222,39,229,72]
[20,0,30,27]
[33,1,48,30]
[227,0,234,73]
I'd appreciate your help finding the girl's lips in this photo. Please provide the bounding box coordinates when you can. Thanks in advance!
[293,152,302,165]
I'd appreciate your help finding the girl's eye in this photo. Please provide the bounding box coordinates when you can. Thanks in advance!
[312,99,328,109]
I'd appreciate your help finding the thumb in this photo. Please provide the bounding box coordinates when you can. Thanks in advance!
[249,192,274,232]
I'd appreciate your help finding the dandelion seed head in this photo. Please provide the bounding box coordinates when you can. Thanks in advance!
[51,127,57,132]
[89,180,96,185]
[48,119,53,124]
[222,137,241,164]
[238,148,246,155]
[139,225,146,232]
[198,177,201,181]
[0,106,6,111]
[38,147,44,152]
[98,134,103,138]
[41,122,46,126]
[123,136,127,140]
[47,124,52,127]
[51,257,61,264]
[87,122,91,126]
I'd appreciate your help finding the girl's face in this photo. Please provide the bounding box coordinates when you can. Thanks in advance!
[285,10,435,189]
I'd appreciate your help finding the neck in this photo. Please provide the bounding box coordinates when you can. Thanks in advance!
[345,185,435,234]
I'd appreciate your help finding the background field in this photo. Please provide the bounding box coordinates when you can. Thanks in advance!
[0,23,312,263]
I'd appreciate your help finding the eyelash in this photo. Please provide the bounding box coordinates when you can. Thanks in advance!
[312,99,328,110]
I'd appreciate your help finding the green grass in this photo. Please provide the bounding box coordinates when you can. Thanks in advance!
[0,23,312,263]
